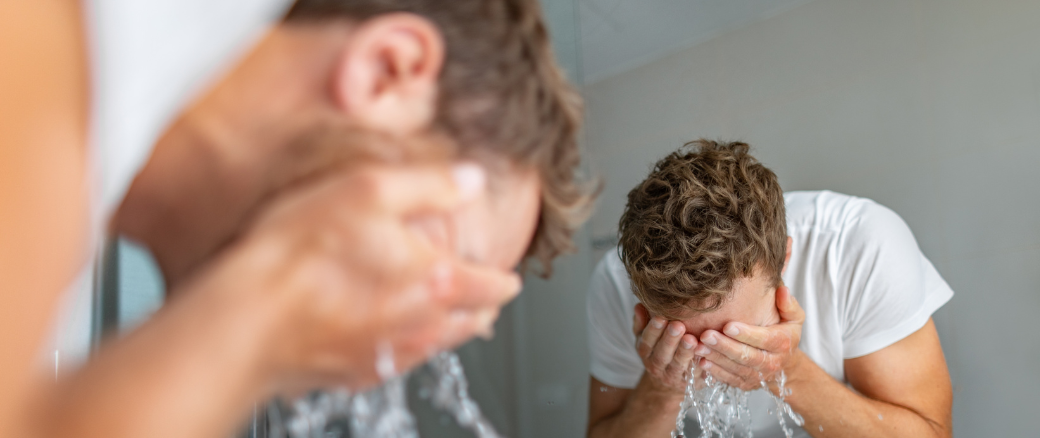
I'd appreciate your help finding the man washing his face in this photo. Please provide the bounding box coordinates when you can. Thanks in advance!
[29,2,593,437]
[586,140,953,438]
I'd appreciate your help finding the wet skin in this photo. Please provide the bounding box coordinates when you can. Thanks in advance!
[589,233,951,438]
[634,267,785,392]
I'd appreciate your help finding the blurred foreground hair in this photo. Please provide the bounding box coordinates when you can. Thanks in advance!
[286,0,596,276]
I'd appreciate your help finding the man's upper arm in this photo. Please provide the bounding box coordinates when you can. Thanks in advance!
[844,318,952,436]
[840,200,954,358]
[587,376,633,435]
[586,252,645,388]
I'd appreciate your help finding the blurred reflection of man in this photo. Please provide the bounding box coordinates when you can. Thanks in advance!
[36,2,594,437]
[111,0,590,391]
[587,140,952,438]
[115,0,590,290]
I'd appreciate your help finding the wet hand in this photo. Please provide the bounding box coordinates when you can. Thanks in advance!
[205,162,522,392]
[695,286,806,392]
[632,303,700,395]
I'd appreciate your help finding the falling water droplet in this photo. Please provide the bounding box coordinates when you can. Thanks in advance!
[671,366,805,438]
[423,351,503,438]
[270,351,501,438]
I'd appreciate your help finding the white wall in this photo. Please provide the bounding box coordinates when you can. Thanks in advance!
[501,1,596,437]
[578,0,1040,436]
[418,1,593,437]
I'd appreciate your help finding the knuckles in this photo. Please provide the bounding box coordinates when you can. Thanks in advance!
[739,381,759,391]
[663,363,682,380]
[740,344,755,363]
[764,355,783,374]
[649,354,670,371]
[636,341,653,359]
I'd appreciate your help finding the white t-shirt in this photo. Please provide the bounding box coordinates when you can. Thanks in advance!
[86,0,293,220]
[587,190,954,438]
[47,0,292,374]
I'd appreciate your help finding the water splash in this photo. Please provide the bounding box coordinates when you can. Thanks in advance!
[673,366,753,438]
[349,375,418,438]
[271,351,502,438]
[420,351,503,438]
[673,363,803,438]
[762,371,803,438]
[376,341,398,380]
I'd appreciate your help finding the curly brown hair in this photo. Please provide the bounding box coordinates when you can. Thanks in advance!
[618,140,786,319]
[285,0,595,276]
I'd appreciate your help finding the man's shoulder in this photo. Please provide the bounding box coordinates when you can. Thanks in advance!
[588,248,638,306]
[784,190,893,232]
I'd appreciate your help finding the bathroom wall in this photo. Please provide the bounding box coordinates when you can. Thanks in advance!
[575,0,1040,435]
[500,0,598,437]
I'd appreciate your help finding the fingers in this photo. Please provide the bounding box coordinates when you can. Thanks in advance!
[649,321,686,371]
[440,308,500,348]
[391,296,503,375]
[636,316,667,358]
[429,259,522,311]
[664,334,698,378]
[700,330,774,372]
[386,256,518,360]
[776,285,805,324]
[359,162,487,214]
[713,286,802,353]
[700,358,759,391]
[635,314,699,391]
[721,321,793,352]
[694,341,759,383]
[632,303,650,337]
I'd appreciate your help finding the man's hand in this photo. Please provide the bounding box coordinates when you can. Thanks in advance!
[632,303,701,394]
[190,162,522,392]
[695,286,806,392]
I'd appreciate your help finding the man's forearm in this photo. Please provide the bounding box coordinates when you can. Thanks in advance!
[27,279,276,438]
[784,351,947,438]
[589,374,686,438]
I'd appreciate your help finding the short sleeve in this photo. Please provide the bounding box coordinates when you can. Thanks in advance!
[586,251,646,388]
[838,202,954,358]
[87,0,293,219]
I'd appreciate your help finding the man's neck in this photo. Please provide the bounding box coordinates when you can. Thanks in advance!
[114,24,350,287]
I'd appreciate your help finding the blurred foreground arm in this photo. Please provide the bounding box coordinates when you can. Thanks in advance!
[30,164,522,438]
[0,0,89,436]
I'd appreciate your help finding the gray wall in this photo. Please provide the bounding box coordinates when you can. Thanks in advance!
[502,1,597,437]
[450,1,595,437]
[571,0,1040,436]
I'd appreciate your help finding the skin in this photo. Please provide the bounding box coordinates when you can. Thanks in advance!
[115,19,543,290]
[18,13,544,438]
[588,238,953,438]
[0,1,89,436]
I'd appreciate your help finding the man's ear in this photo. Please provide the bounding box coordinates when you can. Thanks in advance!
[782,236,792,274]
[332,13,444,136]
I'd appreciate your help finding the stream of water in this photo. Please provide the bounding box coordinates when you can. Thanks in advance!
[271,350,807,438]
[673,363,804,438]
[270,351,501,438]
